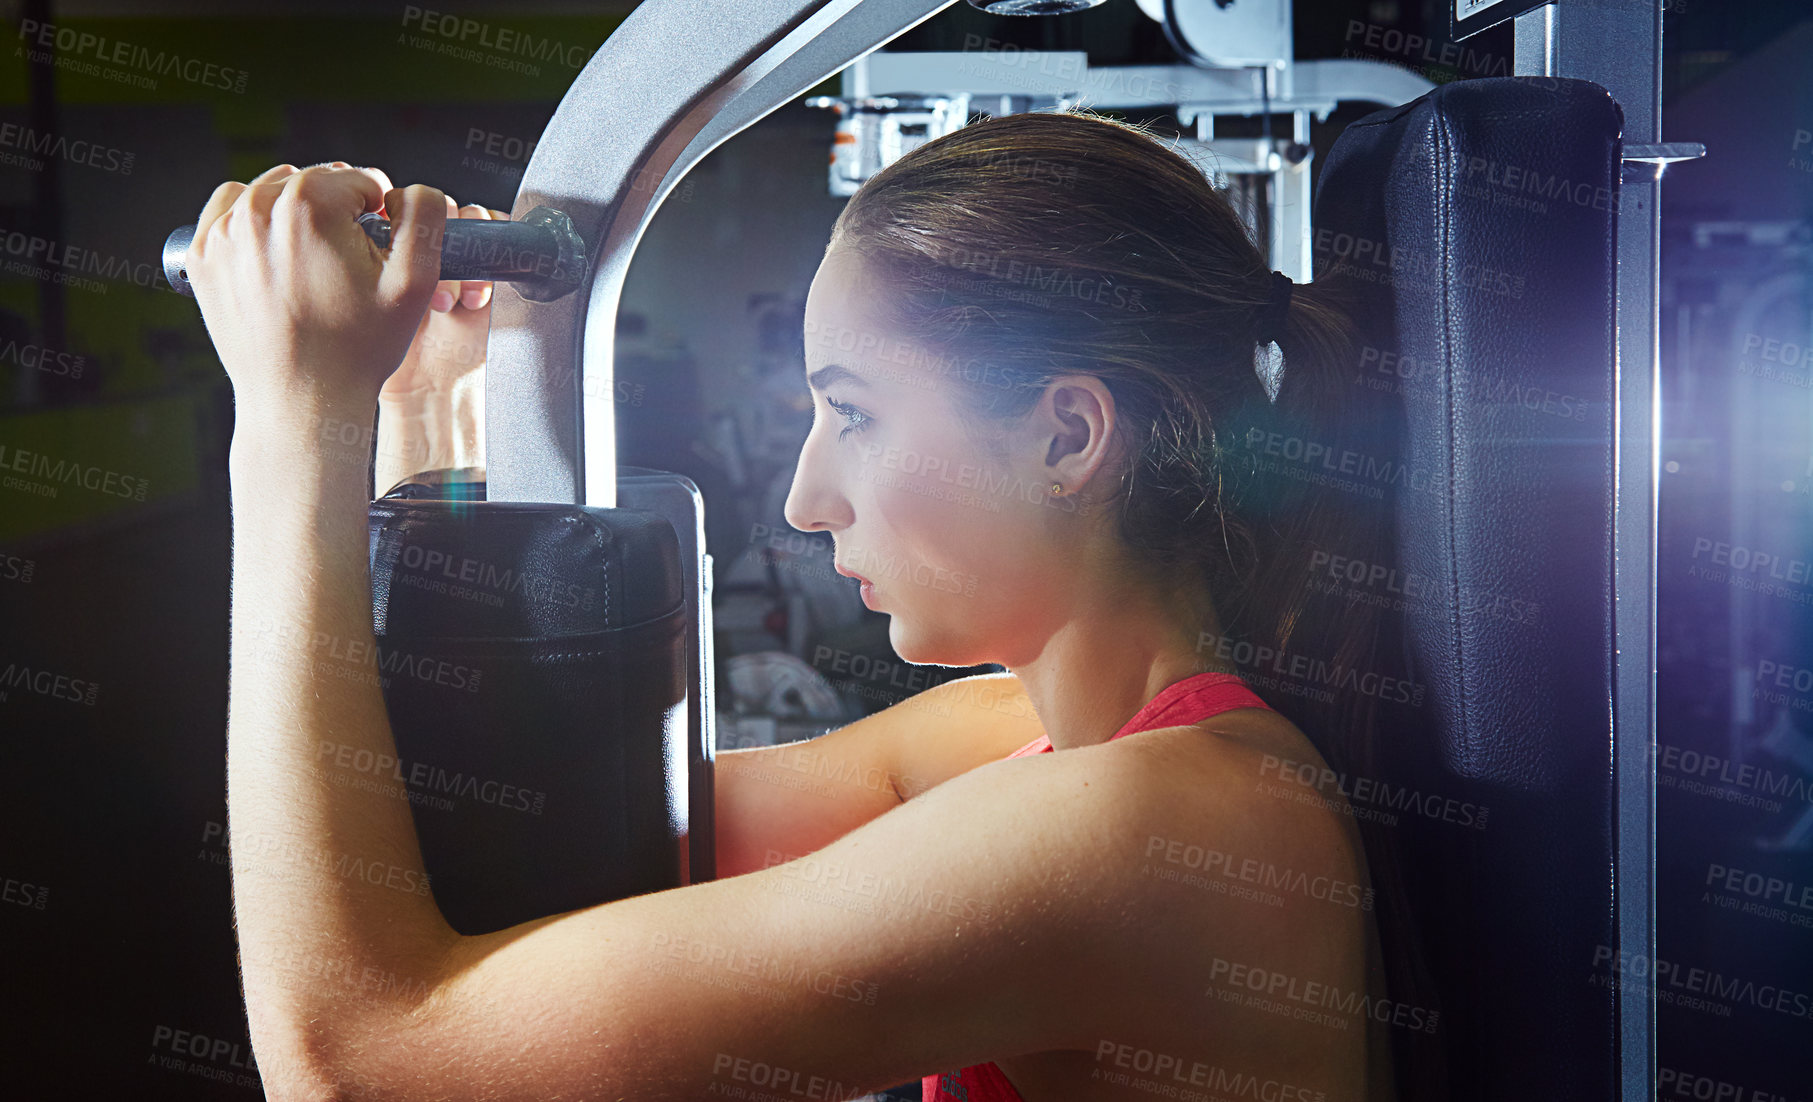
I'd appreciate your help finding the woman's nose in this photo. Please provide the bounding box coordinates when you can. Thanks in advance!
[782,427,852,534]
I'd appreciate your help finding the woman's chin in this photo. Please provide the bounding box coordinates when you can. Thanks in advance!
[887,617,981,670]
[885,617,936,667]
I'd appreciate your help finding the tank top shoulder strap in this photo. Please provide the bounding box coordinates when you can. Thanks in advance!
[1005,671,1271,758]
[1109,670,1272,741]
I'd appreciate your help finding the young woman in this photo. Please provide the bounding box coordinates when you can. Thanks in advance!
[191,109,1411,1102]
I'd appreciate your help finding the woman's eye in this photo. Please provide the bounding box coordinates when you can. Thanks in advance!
[826,398,872,440]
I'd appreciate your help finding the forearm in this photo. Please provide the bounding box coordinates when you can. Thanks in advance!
[226,392,460,1093]
[374,375,483,496]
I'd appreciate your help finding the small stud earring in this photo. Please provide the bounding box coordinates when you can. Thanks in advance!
[1050,481,1064,496]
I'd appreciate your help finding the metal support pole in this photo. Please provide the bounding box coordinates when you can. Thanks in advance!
[1515,3,1661,1099]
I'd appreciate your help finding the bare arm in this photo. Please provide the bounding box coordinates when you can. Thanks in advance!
[713,671,1047,878]
[190,162,465,1099]
[374,371,483,495]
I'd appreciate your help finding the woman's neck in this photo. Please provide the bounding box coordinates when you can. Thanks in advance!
[1008,576,1234,752]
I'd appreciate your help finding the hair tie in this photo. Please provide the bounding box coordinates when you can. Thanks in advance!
[1250,270,1294,404]
[1252,270,1295,349]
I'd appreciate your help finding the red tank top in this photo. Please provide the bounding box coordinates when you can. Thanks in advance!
[921,670,1275,1102]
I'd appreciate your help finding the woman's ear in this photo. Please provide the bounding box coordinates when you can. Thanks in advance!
[1040,374,1118,494]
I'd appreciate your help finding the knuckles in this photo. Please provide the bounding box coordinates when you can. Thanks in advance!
[192,164,448,312]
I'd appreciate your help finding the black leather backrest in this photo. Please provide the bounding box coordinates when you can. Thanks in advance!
[1311,76,1624,1098]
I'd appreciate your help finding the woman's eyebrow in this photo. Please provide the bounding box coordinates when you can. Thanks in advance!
[805,364,871,392]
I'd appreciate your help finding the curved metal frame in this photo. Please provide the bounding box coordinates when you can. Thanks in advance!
[485,0,956,506]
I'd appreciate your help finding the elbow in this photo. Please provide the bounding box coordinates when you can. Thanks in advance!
[242,936,455,1102]
[258,1047,396,1102]
[248,1047,358,1102]
[263,1079,353,1102]
[243,1005,394,1102]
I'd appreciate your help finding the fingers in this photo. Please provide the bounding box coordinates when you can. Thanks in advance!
[192,161,478,317]
[241,164,301,224]
[429,194,461,312]
[456,205,502,312]
[196,162,379,253]
[192,163,295,259]
[277,162,388,230]
[191,181,244,264]
[378,182,448,310]
[250,163,299,185]
[303,161,396,209]
[426,201,505,313]
[347,163,396,203]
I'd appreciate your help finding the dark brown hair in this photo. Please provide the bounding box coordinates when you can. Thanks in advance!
[829,107,1442,1100]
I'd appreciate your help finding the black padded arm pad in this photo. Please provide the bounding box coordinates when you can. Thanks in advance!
[365,497,690,934]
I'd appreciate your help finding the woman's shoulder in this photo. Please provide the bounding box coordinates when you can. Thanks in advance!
[1053,708,1370,891]
[895,675,1365,886]
[956,707,1374,1017]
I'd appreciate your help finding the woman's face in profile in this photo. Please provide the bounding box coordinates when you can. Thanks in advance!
[784,246,1081,670]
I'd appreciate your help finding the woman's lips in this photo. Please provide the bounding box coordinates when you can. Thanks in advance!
[834,562,870,585]
[835,562,877,606]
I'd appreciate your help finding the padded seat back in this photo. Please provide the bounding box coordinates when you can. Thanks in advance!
[1309,75,1625,1099]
